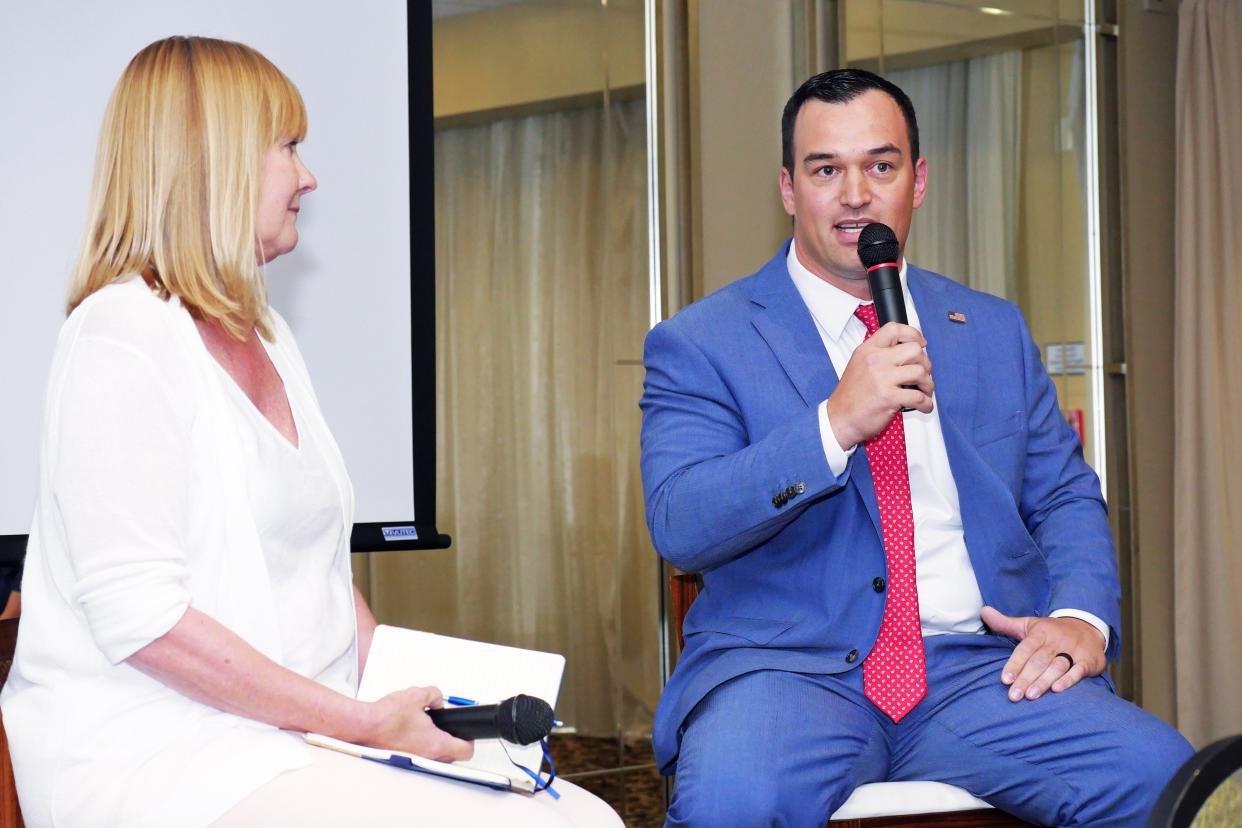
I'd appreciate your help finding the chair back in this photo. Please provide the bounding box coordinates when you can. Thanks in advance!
[668,573,703,651]
[1146,734,1242,828]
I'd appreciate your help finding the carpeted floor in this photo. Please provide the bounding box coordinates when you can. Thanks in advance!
[547,734,665,827]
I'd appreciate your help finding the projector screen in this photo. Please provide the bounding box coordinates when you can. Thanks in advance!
[0,0,444,562]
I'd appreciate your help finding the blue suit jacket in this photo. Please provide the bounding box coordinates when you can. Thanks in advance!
[639,242,1121,772]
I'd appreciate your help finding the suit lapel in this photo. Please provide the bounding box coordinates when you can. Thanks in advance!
[747,250,841,409]
[746,247,882,539]
[908,266,978,439]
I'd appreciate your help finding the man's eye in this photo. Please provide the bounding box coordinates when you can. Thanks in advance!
[815,166,836,177]
[874,162,892,173]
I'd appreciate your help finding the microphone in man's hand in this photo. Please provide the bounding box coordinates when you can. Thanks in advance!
[857,222,916,409]
[427,694,554,745]
[857,222,907,327]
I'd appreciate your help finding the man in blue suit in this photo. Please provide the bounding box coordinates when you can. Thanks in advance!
[640,69,1191,827]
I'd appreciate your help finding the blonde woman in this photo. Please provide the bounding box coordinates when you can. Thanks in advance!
[0,37,618,828]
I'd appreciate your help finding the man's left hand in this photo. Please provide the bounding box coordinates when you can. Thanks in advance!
[980,606,1107,702]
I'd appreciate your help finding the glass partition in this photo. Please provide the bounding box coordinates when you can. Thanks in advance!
[361,1,663,821]
[843,0,1103,474]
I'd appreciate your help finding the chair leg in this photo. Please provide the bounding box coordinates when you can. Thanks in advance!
[0,710,24,828]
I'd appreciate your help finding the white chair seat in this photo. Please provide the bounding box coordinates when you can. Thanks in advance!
[830,781,993,820]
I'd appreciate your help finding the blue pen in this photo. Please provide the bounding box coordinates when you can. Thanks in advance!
[444,695,476,706]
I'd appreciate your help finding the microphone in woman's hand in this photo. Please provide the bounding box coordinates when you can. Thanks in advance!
[427,694,554,745]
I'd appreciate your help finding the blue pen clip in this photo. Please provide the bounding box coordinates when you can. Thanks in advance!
[444,695,476,706]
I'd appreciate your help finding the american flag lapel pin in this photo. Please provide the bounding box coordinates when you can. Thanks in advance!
[948,311,967,324]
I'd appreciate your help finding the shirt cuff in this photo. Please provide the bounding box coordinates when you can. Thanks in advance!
[818,400,856,477]
[74,561,192,664]
[1049,608,1110,649]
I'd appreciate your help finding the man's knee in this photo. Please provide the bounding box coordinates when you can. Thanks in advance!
[1113,721,1194,807]
[665,671,878,826]
[1067,713,1194,826]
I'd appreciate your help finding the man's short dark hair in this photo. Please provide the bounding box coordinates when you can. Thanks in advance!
[781,69,920,172]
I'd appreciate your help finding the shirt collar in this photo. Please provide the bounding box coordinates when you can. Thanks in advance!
[786,239,908,341]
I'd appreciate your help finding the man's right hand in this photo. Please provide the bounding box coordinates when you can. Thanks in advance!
[826,322,933,450]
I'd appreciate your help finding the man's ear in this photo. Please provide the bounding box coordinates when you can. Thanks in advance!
[912,156,929,210]
[779,166,797,217]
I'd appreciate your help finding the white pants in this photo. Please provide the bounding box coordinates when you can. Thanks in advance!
[212,746,624,827]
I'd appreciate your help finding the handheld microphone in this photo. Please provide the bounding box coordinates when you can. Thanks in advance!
[856,222,907,327]
[427,694,555,745]
[857,222,916,409]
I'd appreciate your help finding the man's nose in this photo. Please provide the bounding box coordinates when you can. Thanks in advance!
[839,168,870,208]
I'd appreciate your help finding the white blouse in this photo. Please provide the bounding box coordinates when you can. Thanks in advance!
[1,277,359,828]
[214,346,354,690]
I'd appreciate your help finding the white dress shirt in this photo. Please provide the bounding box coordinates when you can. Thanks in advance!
[787,241,1109,643]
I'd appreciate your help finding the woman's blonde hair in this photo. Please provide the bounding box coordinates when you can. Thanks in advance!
[68,36,308,340]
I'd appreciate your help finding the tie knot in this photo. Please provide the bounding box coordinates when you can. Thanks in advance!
[854,303,880,335]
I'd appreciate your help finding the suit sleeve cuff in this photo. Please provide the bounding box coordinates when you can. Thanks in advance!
[818,400,856,477]
[1049,608,1110,649]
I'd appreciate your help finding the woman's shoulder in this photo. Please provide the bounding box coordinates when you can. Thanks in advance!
[67,277,188,355]
[264,306,310,371]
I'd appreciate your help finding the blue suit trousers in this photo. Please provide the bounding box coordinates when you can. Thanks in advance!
[666,634,1192,828]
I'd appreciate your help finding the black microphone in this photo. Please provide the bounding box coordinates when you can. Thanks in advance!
[857,222,916,409]
[856,222,907,327]
[427,694,555,745]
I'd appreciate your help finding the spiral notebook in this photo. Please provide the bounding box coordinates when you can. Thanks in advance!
[305,625,566,794]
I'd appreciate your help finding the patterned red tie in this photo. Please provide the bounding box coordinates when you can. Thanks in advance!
[853,303,927,723]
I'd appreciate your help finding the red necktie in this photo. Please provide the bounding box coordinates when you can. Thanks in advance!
[853,303,926,723]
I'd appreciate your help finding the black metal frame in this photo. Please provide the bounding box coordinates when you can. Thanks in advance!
[1146,734,1242,828]
[0,536,24,568]
[352,0,448,552]
[1,2,449,565]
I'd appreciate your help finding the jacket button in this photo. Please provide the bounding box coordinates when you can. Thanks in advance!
[845,649,859,664]
[872,577,886,592]
[794,482,805,494]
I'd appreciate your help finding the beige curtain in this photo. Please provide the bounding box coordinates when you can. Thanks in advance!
[894,50,1022,301]
[1173,0,1242,748]
[366,98,660,739]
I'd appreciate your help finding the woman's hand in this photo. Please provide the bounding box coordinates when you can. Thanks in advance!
[361,685,474,762]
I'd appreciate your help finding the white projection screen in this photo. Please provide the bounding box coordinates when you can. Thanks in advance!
[0,1,444,563]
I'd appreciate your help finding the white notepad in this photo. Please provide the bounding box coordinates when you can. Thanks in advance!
[306,625,566,794]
